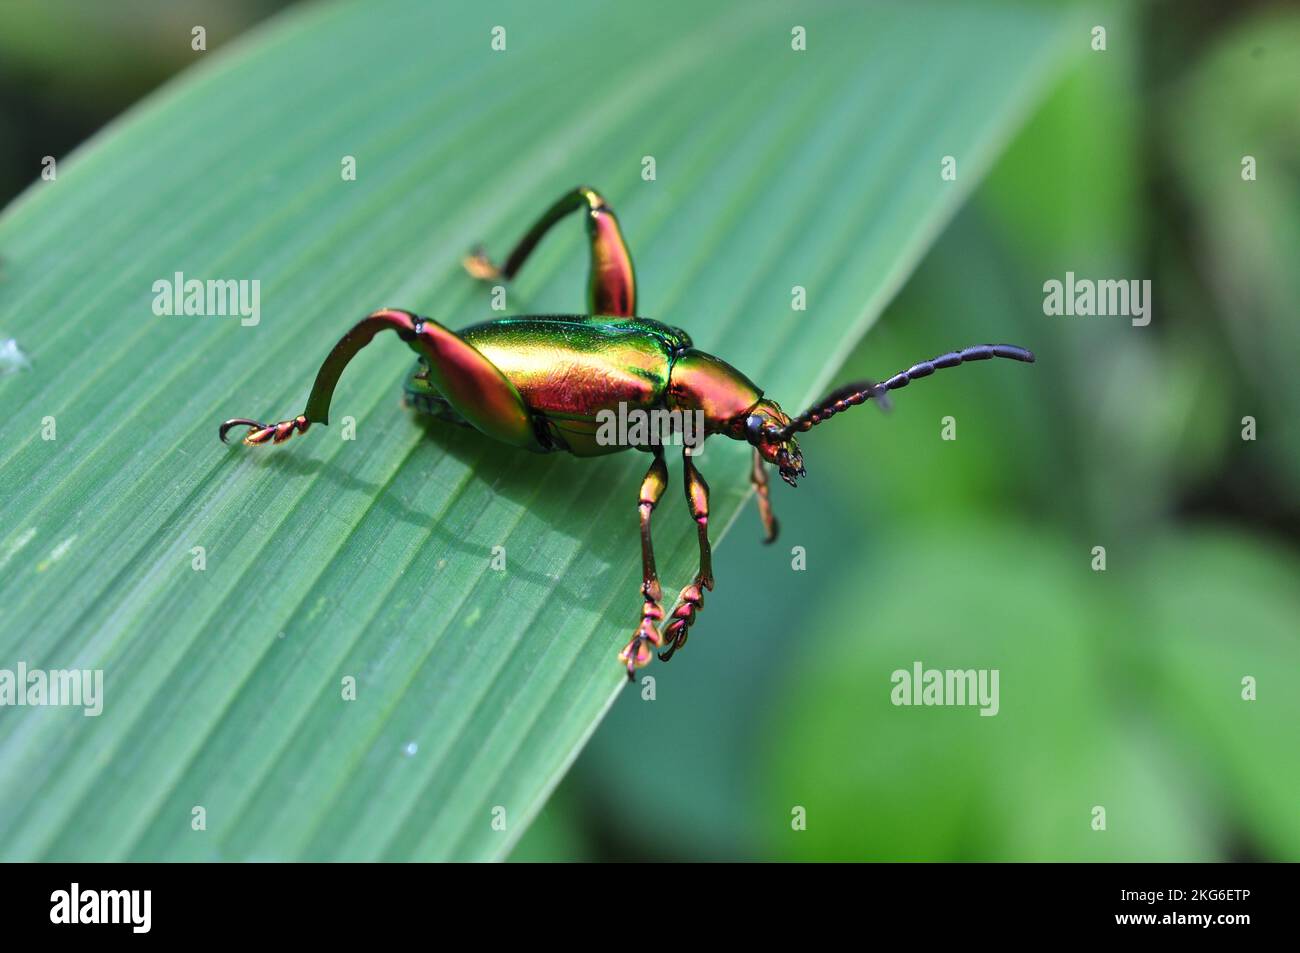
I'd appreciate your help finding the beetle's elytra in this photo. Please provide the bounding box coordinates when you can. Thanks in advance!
[220,185,1034,678]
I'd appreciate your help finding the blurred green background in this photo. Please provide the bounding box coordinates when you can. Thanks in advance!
[4,0,1295,861]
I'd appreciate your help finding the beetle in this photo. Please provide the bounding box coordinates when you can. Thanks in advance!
[220,185,1034,678]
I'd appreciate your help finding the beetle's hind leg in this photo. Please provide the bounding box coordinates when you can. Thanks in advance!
[219,414,310,446]
[618,448,669,678]
[463,185,637,316]
[220,308,541,451]
[658,448,714,663]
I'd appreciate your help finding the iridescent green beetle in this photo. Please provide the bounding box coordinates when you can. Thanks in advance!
[221,186,1034,677]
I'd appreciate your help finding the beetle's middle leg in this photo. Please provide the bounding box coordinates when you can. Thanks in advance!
[618,447,669,678]
[659,448,714,663]
[463,185,636,316]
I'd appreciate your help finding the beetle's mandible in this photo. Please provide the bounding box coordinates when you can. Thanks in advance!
[220,185,1035,678]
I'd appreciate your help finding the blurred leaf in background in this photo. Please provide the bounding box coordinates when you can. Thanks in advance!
[1164,9,1300,502]
[760,523,1300,861]
[0,0,293,204]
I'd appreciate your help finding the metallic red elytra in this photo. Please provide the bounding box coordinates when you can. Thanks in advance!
[220,185,1035,678]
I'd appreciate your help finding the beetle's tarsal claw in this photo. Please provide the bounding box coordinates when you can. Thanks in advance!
[657,581,708,662]
[462,245,502,281]
[618,622,660,677]
[220,417,264,444]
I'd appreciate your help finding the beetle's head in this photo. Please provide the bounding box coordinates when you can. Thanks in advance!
[736,398,805,487]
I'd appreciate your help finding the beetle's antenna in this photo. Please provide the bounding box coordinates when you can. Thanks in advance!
[773,344,1035,441]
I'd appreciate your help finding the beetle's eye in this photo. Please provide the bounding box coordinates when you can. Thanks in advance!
[745,414,765,443]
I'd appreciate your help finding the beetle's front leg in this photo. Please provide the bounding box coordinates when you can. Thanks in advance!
[659,448,714,662]
[751,447,779,544]
[618,448,669,678]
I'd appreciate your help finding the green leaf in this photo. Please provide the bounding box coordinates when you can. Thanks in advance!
[758,524,1300,861]
[1138,531,1300,859]
[0,0,1072,860]
[756,524,1169,862]
[1165,11,1300,487]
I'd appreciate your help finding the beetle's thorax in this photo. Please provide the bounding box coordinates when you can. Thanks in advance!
[666,348,763,430]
